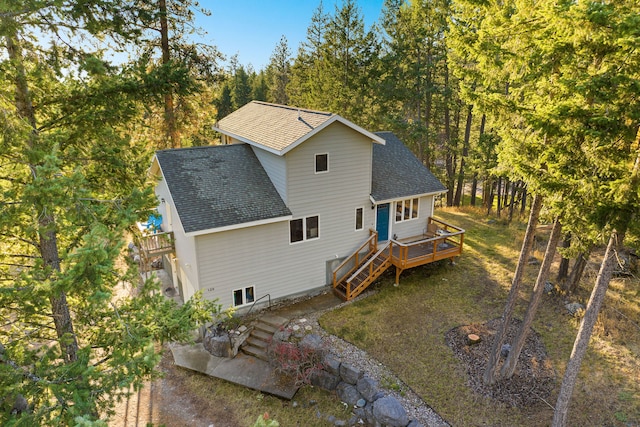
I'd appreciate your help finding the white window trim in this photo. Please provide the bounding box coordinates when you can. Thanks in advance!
[314,153,329,174]
[289,215,320,244]
[394,198,420,223]
[232,285,256,307]
[355,206,364,231]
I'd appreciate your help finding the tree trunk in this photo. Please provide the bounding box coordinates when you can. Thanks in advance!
[5,24,79,363]
[484,193,543,385]
[470,173,478,206]
[552,231,619,426]
[563,250,590,294]
[159,0,179,148]
[454,104,473,207]
[557,233,572,283]
[508,180,518,222]
[501,219,562,379]
[496,176,503,218]
[520,187,528,214]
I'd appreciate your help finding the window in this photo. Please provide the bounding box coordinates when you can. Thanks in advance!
[395,198,419,222]
[233,286,255,307]
[290,215,320,243]
[355,207,363,230]
[315,153,328,173]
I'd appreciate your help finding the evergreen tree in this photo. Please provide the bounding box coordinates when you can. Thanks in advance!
[266,35,292,105]
[0,2,217,424]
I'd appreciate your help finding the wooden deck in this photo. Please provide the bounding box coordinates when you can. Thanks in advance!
[333,217,465,301]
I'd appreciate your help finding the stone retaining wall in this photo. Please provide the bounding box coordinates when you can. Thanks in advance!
[273,333,424,427]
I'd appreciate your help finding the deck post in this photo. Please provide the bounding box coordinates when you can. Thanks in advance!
[395,266,402,287]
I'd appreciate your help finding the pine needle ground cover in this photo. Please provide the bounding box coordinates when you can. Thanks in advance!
[319,208,639,426]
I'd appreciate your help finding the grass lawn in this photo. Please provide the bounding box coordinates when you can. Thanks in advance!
[148,207,639,426]
[319,207,640,426]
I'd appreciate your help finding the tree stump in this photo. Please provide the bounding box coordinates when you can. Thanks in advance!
[467,333,481,345]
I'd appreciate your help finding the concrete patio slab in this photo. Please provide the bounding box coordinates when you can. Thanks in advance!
[170,343,299,399]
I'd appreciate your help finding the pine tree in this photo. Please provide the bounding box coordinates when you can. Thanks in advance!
[0,3,218,424]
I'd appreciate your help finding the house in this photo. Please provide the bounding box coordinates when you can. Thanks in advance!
[147,101,464,309]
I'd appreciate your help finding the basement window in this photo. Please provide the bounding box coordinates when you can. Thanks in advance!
[233,286,255,307]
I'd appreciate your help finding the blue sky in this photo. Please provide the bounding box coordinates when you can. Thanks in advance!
[197,0,386,70]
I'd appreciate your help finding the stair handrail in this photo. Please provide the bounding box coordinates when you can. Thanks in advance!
[347,241,391,283]
[332,230,378,288]
[244,294,271,319]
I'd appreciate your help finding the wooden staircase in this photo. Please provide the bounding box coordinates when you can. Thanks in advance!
[333,238,392,301]
[240,314,288,361]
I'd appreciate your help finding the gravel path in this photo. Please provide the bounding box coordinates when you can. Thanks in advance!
[285,294,451,427]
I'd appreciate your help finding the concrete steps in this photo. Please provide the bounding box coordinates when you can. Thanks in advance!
[241,314,288,361]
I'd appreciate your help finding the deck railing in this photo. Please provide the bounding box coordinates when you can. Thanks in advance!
[138,231,175,258]
[332,229,378,291]
[390,217,465,271]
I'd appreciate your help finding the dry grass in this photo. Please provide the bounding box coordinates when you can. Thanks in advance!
[320,207,640,426]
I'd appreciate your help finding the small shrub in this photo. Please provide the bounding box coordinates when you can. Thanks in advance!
[268,337,328,387]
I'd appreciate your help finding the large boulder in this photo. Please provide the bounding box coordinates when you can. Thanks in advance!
[336,382,363,406]
[202,328,231,358]
[356,376,382,402]
[339,362,363,385]
[373,396,410,427]
[310,369,340,391]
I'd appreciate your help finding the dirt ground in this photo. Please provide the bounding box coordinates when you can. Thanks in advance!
[109,348,240,427]
[445,317,556,408]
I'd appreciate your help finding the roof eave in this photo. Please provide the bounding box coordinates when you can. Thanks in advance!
[280,115,385,155]
[185,214,292,237]
[370,189,447,204]
[212,126,285,156]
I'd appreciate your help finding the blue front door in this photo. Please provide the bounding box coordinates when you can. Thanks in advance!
[376,203,390,241]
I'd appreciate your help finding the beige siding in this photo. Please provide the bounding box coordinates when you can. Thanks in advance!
[252,146,287,203]
[194,122,377,309]
[155,177,200,299]
[389,195,436,239]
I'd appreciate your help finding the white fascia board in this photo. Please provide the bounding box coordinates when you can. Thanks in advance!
[370,190,447,205]
[212,126,284,156]
[185,215,292,237]
[152,161,187,235]
[280,115,386,155]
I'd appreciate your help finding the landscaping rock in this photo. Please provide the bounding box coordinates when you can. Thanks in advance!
[339,362,363,384]
[407,420,425,427]
[565,302,585,316]
[300,333,324,354]
[323,353,341,375]
[544,281,554,294]
[356,376,381,402]
[336,382,363,406]
[202,330,231,358]
[373,396,410,427]
[310,369,340,391]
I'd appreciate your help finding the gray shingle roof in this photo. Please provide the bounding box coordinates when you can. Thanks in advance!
[155,144,291,234]
[371,132,446,201]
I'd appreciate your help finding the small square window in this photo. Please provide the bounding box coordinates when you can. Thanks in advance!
[233,289,243,306]
[315,153,328,173]
[233,286,256,307]
[355,207,363,230]
[306,215,319,239]
[290,219,303,243]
